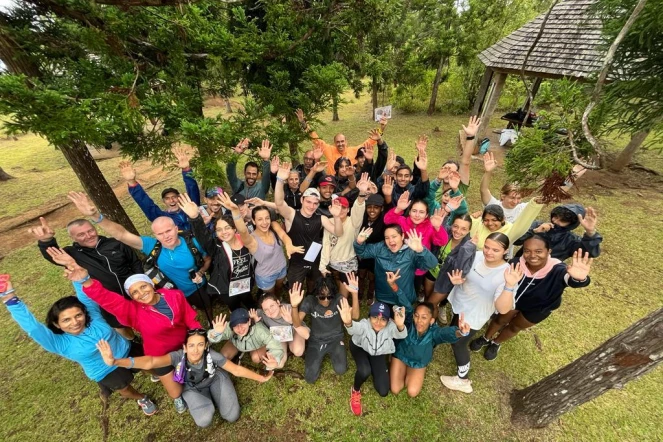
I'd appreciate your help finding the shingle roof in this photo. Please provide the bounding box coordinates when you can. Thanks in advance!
[478,0,603,79]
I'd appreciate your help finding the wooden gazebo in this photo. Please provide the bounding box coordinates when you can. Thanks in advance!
[472,0,604,139]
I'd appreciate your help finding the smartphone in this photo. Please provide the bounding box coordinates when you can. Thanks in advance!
[479,137,490,155]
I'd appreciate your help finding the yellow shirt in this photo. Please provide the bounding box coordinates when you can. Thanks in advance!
[470,199,544,249]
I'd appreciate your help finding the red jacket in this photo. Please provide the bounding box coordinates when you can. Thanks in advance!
[83,279,201,356]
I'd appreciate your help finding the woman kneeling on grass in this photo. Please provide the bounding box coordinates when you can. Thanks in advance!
[470,235,593,361]
[0,275,157,415]
[250,294,309,358]
[96,328,272,428]
[340,294,407,416]
[390,302,470,398]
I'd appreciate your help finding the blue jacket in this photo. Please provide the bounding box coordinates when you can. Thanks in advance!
[128,169,201,230]
[227,160,271,199]
[5,283,130,382]
[393,324,459,368]
[354,241,437,306]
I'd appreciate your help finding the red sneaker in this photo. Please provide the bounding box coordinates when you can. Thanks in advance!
[350,388,362,416]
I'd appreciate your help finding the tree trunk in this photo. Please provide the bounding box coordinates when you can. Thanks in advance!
[60,140,139,235]
[224,96,233,113]
[332,95,339,121]
[510,308,663,428]
[371,76,379,119]
[0,30,41,78]
[0,167,15,181]
[608,130,650,172]
[427,56,447,116]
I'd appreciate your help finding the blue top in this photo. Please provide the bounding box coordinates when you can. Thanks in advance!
[393,323,459,369]
[141,235,207,297]
[5,283,130,382]
[128,169,201,230]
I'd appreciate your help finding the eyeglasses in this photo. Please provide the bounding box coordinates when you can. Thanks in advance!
[318,295,334,301]
[187,328,207,336]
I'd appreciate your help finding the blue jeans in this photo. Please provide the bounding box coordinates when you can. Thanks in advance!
[255,266,287,290]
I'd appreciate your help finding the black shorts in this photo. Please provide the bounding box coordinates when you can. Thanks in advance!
[96,341,143,391]
[358,258,375,271]
[519,309,552,324]
[424,270,436,282]
[287,261,321,287]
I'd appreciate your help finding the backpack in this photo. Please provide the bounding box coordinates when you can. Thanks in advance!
[143,230,205,289]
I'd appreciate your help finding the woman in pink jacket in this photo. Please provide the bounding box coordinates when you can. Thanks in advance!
[383,190,449,298]
[58,251,200,415]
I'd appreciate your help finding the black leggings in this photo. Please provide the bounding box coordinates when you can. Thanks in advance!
[349,341,390,397]
[450,313,477,379]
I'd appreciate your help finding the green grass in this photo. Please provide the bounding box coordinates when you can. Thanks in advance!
[0,92,662,442]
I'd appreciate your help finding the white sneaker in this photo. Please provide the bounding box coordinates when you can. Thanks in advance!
[438,306,448,324]
[440,375,473,393]
[150,374,160,383]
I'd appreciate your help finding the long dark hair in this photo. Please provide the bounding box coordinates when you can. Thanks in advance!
[482,205,506,225]
[45,296,91,334]
[484,232,511,261]
[251,206,281,245]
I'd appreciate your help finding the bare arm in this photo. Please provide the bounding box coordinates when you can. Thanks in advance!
[459,116,481,185]
[274,162,296,228]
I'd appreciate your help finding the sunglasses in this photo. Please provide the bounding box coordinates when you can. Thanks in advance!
[318,295,334,301]
[187,328,207,336]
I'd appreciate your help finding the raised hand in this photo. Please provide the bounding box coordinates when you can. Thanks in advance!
[172,145,194,170]
[578,207,598,235]
[217,191,239,211]
[246,197,267,207]
[96,340,116,366]
[363,143,375,161]
[46,247,76,267]
[533,222,554,233]
[406,229,424,253]
[462,115,481,138]
[233,138,250,154]
[470,210,482,219]
[396,190,411,212]
[385,149,398,172]
[343,271,359,295]
[118,160,137,183]
[368,181,378,195]
[566,249,593,281]
[258,139,272,161]
[414,148,428,171]
[295,108,306,123]
[280,304,293,324]
[415,135,428,152]
[67,191,99,217]
[177,193,200,218]
[386,269,401,286]
[285,242,305,258]
[277,161,292,181]
[337,297,353,325]
[212,313,228,334]
[429,208,445,230]
[393,306,405,329]
[329,198,342,217]
[368,128,382,143]
[356,227,373,245]
[314,161,327,173]
[261,352,279,370]
[483,152,497,173]
[289,281,304,308]
[312,144,324,161]
[447,194,465,212]
[448,171,461,191]
[504,263,524,287]
[382,175,394,197]
[447,269,465,285]
[457,312,471,335]
[248,308,261,323]
[28,217,55,241]
[356,172,370,194]
[437,166,450,182]
[380,116,388,131]
[63,263,89,283]
[270,156,281,174]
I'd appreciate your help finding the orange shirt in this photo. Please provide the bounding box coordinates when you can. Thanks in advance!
[310,131,376,175]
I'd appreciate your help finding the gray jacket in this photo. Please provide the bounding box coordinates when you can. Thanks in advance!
[346,319,407,356]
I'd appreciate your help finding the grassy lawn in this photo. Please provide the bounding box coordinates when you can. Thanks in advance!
[0,93,661,442]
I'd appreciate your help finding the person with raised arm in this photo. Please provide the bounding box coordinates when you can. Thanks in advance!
[290,275,360,384]
[96,328,271,428]
[274,160,344,291]
[382,136,430,207]
[226,138,273,200]
[356,193,387,305]
[468,199,544,250]
[251,294,310,358]
[120,145,200,230]
[479,152,527,223]
[0,275,157,416]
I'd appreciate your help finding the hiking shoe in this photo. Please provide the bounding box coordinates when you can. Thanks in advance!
[150,374,160,383]
[350,388,362,416]
[137,396,158,416]
[484,342,501,361]
[173,396,187,414]
[417,294,425,303]
[469,336,490,352]
[437,305,448,325]
[440,375,473,394]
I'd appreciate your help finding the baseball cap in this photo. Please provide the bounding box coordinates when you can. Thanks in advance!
[161,187,180,199]
[369,302,391,320]
[336,196,349,208]
[230,308,251,328]
[365,193,384,207]
[319,176,337,188]
[302,188,321,200]
[231,193,247,206]
[205,187,223,198]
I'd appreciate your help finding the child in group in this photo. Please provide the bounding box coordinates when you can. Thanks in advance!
[291,274,360,384]
[208,308,285,370]
[96,329,272,428]
[390,302,470,398]
[249,294,310,358]
[339,291,407,416]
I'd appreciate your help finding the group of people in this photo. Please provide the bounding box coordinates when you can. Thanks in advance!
[1,111,602,427]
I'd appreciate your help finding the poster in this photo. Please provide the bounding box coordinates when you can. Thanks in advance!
[374,105,392,122]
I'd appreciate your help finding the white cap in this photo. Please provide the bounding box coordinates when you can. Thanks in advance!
[302,188,321,200]
[123,274,154,293]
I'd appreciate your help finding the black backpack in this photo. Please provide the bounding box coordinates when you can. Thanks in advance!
[143,230,205,289]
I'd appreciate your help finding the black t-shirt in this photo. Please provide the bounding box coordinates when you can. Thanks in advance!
[300,294,343,344]
[288,211,323,265]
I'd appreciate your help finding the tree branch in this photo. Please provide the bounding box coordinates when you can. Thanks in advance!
[581,0,648,163]
[94,0,199,6]
[567,129,600,170]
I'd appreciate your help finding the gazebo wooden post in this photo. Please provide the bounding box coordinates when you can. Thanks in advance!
[472,67,494,116]
[476,71,507,147]
[522,77,543,114]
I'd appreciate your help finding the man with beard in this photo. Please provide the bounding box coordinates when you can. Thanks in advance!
[227,138,272,200]
[200,187,226,231]
[316,175,336,217]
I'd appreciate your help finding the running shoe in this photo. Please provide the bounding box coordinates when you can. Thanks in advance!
[350,388,362,416]
[150,374,160,383]
[469,336,490,352]
[440,375,473,393]
[173,396,187,414]
[484,342,501,361]
[137,396,158,416]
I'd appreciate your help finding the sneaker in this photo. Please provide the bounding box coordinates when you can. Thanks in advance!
[350,388,362,416]
[440,375,473,394]
[484,342,501,361]
[173,396,187,414]
[417,294,425,303]
[437,305,448,325]
[137,396,158,416]
[469,336,490,352]
[150,374,160,383]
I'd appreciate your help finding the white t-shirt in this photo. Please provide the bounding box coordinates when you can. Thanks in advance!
[487,196,527,224]
[448,252,512,330]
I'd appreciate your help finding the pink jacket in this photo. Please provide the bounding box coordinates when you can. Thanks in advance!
[384,207,449,275]
[83,279,201,356]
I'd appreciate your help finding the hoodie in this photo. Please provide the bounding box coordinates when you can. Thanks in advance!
[514,203,602,261]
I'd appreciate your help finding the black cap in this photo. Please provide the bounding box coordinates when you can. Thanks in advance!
[231,193,247,206]
[161,187,180,199]
[365,193,385,207]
